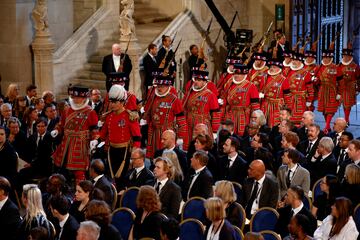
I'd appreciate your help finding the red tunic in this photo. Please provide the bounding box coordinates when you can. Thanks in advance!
[261,73,292,128]
[337,62,360,108]
[223,77,260,136]
[303,64,319,102]
[144,91,189,158]
[217,72,233,98]
[183,86,220,141]
[287,66,314,124]
[185,80,219,97]
[316,63,340,114]
[53,106,98,171]
[102,92,138,113]
[248,66,268,91]
[99,109,141,148]
[283,66,291,77]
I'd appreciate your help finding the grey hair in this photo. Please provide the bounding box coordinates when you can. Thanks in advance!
[319,137,334,152]
[0,103,12,111]
[252,109,267,126]
[78,221,101,240]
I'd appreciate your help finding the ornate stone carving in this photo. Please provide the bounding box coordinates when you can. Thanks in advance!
[32,0,49,35]
[119,0,136,37]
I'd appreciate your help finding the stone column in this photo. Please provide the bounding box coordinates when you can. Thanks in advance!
[31,0,55,94]
[119,0,142,98]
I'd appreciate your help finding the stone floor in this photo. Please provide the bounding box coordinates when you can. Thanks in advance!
[314,95,360,138]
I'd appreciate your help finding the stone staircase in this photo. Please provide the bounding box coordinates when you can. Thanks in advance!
[68,0,173,96]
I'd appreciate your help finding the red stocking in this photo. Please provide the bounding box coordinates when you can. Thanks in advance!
[325,114,333,130]
[344,108,351,123]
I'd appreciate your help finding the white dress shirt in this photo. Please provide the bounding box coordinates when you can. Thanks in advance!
[251,174,266,215]
[113,54,121,71]
[228,153,238,168]
[0,197,8,211]
[314,215,359,240]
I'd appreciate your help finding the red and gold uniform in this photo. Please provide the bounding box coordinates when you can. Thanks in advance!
[261,61,292,128]
[144,82,189,159]
[185,79,219,97]
[282,52,293,77]
[217,72,233,97]
[287,57,314,125]
[53,86,98,182]
[100,108,141,180]
[303,53,319,111]
[337,49,360,123]
[248,52,268,91]
[222,65,260,136]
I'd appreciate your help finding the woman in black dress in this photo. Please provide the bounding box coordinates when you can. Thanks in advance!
[70,180,93,223]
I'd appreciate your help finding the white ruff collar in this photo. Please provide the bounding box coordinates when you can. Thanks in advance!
[268,68,282,76]
[232,75,247,84]
[341,58,353,66]
[155,87,171,97]
[69,97,89,111]
[321,59,333,66]
[253,62,266,71]
[304,59,316,66]
[290,63,304,71]
[227,66,234,74]
[192,82,208,92]
[283,60,291,67]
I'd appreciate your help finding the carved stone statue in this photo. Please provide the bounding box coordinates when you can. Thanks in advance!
[32,0,49,34]
[119,0,136,37]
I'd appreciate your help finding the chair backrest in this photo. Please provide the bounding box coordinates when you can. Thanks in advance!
[179,218,205,240]
[303,195,312,210]
[181,197,206,223]
[119,186,139,213]
[260,230,281,240]
[232,181,243,203]
[312,178,323,200]
[250,207,279,232]
[112,207,136,240]
[232,202,246,231]
[353,203,360,232]
[111,183,118,210]
[233,225,244,240]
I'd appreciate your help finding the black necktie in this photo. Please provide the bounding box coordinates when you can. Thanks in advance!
[245,181,259,217]
[130,169,137,180]
[37,135,43,146]
[338,149,345,165]
[286,170,292,187]
[306,142,313,155]
[290,209,295,217]
[155,182,161,193]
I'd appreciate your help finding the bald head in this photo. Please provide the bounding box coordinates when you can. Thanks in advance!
[333,117,347,133]
[248,160,265,180]
[161,130,176,149]
[112,43,121,56]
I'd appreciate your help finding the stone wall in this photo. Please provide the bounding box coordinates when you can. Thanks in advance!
[73,0,102,31]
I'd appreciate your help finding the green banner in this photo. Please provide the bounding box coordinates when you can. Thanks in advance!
[276,4,285,21]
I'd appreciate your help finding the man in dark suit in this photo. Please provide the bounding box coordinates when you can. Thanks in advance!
[336,131,353,180]
[44,103,60,133]
[0,176,21,240]
[121,148,155,190]
[156,35,176,76]
[188,44,206,77]
[154,130,188,177]
[268,32,290,62]
[297,123,322,167]
[50,195,79,240]
[182,150,213,201]
[348,139,360,166]
[219,136,248,184]
[89,89,103,118]
[328,117,347,158]
[0,126,18,185]
[153,157,182,218]
[102,43,132,91]
[309,137,337,186]
[241,160,279,218]
[142,43,158,91]
[275,186,317,238]
[25,84,37,106]
[89,159,114,207]
[296,111,315,143]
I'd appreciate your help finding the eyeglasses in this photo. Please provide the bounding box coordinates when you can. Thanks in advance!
[109,99,119,103]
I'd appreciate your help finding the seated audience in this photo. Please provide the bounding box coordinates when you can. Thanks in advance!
[194,134,218,180]
[76,220,101,240]
[70,180,93,223]
[249,132,275,173]
[348,139,360,166]
[341,164,360,206]
[28,226,49,240]
[214,180,242,228]
[204,197,237,240]
[160,218,180,240]
[314,197,359,240]
[277,148,310,199]
[285,214,314,240]
[298,123,322,166]
[0,126,18,185]
[21,106,39,138]
[336,131,353,180]
[161,150,184,186]
[153,157,182,219]
[85,200,122,240]
[312,174,340,221]
[131,185,164,240]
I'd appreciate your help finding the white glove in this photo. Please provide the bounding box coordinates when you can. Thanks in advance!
[50,130,58,138]
[90,140,98,151]
[259,93,265,99]
[213,133,217,140]
[140,119,147,126]
[176,138,184,146]
[218,98,224,105]
[97,141,105,148]
[306,102,312,107]
[97,120,103,128]
[336,94,341,100]
[140,107,145,114]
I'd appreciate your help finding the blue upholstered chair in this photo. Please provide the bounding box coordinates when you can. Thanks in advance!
[233,226,244,240]
[179,218,205,240]
[260,230,281,240]
[312,178,323,200]
[119,186,139,213]
[111,207,136,240]
[181,196,206,223]
[231,202,246,231]
[250,207,279,232]
[354,203,360,232]
[303,195,312,210]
